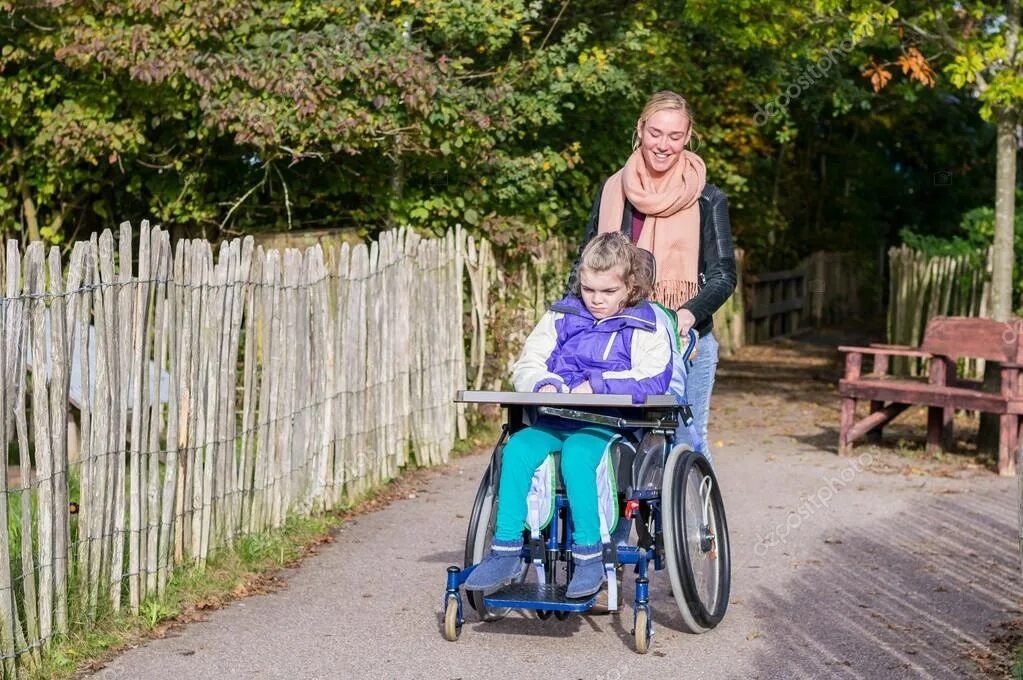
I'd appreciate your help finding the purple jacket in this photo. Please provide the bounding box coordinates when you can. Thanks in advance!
[512,295,673,404]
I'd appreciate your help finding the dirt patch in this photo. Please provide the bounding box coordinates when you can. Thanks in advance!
[715,334,1002,476]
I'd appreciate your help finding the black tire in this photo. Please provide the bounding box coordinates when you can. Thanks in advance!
[662,445,731,633]
[464,459,524,621]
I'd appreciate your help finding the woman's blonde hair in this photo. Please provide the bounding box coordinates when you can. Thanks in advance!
[574,232,653,308]
[631,90,700,151]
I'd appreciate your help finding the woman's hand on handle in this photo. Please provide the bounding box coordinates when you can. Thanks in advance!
[676,308,697,336]
[539,384,558,393]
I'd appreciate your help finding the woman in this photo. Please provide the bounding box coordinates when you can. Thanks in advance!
[580,90,737,456]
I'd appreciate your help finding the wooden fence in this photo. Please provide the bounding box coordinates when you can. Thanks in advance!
[0,223,475,675]
[744,251,868,344]
[886,245,991,377]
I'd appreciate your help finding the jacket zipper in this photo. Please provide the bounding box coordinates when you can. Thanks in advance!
[602,331,618,360]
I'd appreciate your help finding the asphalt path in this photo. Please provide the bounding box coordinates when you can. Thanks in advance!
[94,340,1021,680]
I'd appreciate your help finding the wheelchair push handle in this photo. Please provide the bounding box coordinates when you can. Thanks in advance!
[680,328,698,364]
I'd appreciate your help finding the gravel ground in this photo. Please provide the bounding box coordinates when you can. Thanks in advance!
[93,337,1022,680]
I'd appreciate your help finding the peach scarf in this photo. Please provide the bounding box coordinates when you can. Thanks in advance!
[597,148,706,309]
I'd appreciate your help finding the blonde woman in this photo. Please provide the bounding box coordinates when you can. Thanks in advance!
[581,90,737,459]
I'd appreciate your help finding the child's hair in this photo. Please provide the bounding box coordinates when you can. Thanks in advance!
[573,232,654,307]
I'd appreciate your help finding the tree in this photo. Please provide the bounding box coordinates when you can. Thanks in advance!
[859,1,1023,321]
[1,0,642,249]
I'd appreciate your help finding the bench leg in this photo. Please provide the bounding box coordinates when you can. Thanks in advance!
[998,414,1018,477]
[839,397,856,455]
[941,406,955,452]
[866,400,884,443]
[926,407,944,455]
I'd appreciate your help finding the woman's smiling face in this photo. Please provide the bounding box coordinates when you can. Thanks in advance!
[637,108,691,178]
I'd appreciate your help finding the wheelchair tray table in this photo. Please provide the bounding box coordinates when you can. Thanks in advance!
[456,390,677,408]
[456,391,679,430]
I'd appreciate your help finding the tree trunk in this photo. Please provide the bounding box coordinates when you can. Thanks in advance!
[388,135,404,230]
[991,107,1017,322]
[978,107,1018,459]
[12,141,43,244]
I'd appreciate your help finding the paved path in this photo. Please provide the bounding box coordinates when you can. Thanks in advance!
[95,339,1020,679]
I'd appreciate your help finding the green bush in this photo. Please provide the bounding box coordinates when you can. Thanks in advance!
[899,190,1023,311]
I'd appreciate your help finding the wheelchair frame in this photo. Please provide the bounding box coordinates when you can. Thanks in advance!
[442,390,731,653]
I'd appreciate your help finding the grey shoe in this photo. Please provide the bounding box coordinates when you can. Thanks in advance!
[566,543,605,599]
[464,539,524,591]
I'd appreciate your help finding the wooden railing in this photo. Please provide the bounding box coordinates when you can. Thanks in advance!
[744,266,807,343]
[743,252,868,344]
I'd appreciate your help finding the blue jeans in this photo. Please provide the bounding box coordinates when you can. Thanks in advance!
[676,332,719,464]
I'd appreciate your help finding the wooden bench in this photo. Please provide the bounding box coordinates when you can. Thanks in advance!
[838,315,1023,476]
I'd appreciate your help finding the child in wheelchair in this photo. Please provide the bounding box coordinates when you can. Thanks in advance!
[464,232,674,598]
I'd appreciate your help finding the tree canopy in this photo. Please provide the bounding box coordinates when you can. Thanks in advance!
[0,0,1009,275]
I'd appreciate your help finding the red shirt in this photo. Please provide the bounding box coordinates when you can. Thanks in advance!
[631,210,646,243]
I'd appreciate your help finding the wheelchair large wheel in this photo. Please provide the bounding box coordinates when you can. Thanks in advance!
[464,462,523,621]
[662,445,730,633]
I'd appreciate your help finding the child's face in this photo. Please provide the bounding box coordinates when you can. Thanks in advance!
[579,267,629,319]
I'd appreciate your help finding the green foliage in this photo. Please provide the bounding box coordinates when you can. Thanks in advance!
[0,0,1009,281]
[1,0,642,244]
[900,191,1023,309]
[139,597,178,629]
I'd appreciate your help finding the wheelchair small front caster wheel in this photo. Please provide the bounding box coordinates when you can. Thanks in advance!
[633,608,651,654]
[554,610,570,621]
[443,596,462,641]
[536,609,552,620]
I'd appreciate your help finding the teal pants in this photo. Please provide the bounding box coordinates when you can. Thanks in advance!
[494,425,615,546]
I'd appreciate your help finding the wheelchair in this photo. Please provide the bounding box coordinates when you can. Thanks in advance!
[442,349,731,653]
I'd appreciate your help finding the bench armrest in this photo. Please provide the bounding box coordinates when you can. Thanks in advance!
[838,345,932,359]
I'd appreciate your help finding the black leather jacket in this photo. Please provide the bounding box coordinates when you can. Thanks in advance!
[578,182,737,338]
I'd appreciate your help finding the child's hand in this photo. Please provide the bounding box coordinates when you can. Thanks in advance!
[539,384,558,393]
[571,381,593,394]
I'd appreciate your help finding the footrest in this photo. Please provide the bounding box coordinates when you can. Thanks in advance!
[483,583,598,612]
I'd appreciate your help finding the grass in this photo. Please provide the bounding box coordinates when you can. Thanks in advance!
[1013,644,1023,680]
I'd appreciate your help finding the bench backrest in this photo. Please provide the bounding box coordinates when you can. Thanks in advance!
[920,316,1023,363]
